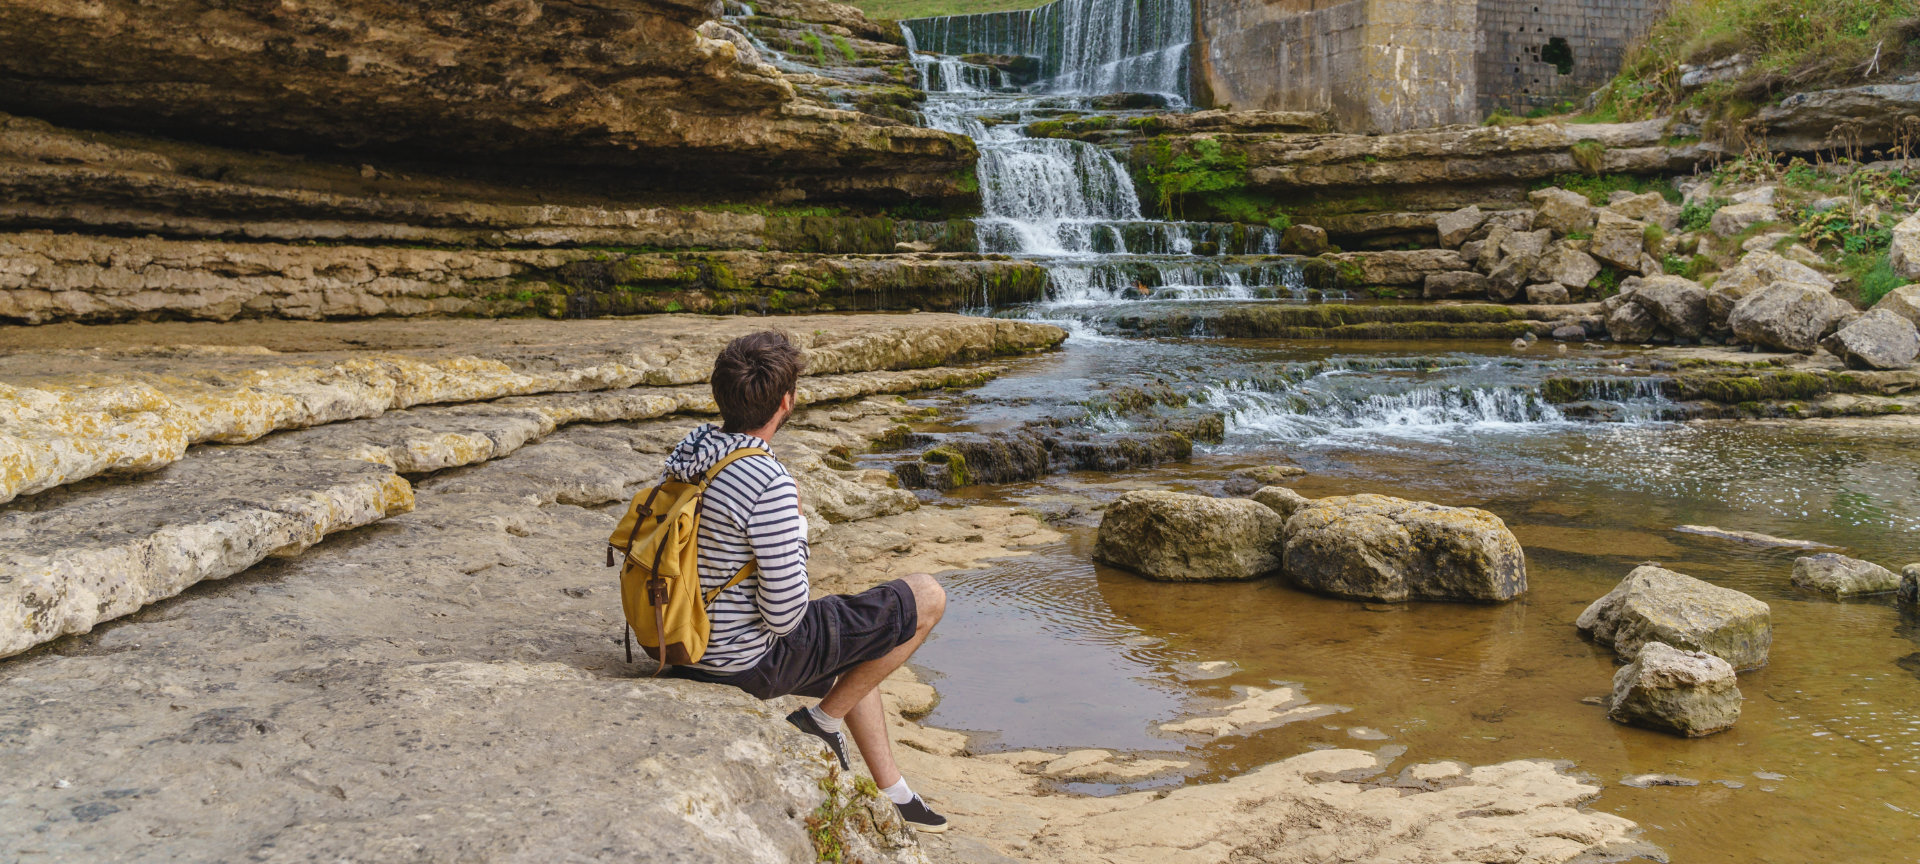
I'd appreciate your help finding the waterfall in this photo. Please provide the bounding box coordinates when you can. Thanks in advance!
[904,0,1192,101]
[902,0,1301,309]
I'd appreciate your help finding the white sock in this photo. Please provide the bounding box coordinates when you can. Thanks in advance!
[881,777,914,805]
[807,705,843,734]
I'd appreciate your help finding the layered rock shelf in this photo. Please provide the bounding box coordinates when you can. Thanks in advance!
[0,314,1065,658]
[0,314,1061,499]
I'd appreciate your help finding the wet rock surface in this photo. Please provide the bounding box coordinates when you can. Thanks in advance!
[1577,566,1773,671]
[1792,553,1901,597]
[1094,491,1285,582]
[1608,642,1742,738]
[1281,494,1528,603]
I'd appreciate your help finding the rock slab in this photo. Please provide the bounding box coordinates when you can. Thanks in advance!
[0,447,414,658]
[1281,494,1526,602]
[1608,642,1742,737]
[1823,309,1920,370]
[1577,565,1772,671]
[1094,491,1285,581]
[1728,281,1853,353]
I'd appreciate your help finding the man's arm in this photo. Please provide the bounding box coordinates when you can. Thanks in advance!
[746,473,809,636]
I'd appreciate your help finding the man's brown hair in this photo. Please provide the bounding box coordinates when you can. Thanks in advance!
[711,331,805,433]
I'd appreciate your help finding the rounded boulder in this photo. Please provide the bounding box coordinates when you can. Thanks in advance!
[1281,494,1526,603]
[1094,491,1285,581]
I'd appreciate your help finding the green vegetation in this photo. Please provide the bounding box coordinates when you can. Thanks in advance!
[800,31,827,65]
[1138,137,1290,228]
[1680,199,1726,232]
[1569,140,1608,175]
[1849,252,1905,306]
[832,34,859,62]
[847,0,1047,21]
[806,769,884,863]
[1584,0,1920,124]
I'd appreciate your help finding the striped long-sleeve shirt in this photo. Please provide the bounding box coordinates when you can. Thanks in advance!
[662,424,810,673]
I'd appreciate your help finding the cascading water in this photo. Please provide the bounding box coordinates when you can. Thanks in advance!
[901,0,1299,310]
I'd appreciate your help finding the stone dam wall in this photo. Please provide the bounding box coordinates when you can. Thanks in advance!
[1192,0,1670,131]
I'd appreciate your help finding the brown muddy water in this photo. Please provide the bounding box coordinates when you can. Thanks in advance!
[885,331,1920,863]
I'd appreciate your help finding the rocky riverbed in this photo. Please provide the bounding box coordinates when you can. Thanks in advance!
[0,313,1674,864]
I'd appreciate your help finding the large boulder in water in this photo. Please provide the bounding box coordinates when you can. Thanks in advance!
[1281,494,1526,603]
[1728,282,1854,353]
[1095,491,1285,582]
[1792,553,1901,597]
[1822,309,1920,370]
[1577,566,1772,670]
[1608,642,1742,737]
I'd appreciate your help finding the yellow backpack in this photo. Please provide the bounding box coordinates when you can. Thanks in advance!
[607,447,769,673]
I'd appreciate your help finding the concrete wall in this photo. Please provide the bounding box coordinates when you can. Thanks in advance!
[1477,0,1668,117]
[1192,0,1367,117]
[1193,0,1666,132]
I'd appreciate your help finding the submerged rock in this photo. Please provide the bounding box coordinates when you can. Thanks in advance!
[1728,281,1854,353]
[1281,494,1527,603]
[1608,642,1742,737]
[1095,491,1285,582]
[1674,525,1834,550]
[1792,553,1901,597]
[1823,309,1920,370]
[1222,464,1307,495]
[1900,565,1919,606]
[1577,565,1772,671]
[1253,486,1313,522]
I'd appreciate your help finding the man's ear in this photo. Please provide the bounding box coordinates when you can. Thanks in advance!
[784,391,797,412]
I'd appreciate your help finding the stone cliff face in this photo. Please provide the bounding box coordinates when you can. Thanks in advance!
[0,0,973,201]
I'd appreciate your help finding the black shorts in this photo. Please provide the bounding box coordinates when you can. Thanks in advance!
[677,579,918,700]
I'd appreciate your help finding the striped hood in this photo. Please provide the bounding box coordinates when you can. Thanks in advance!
[663,423,770,483]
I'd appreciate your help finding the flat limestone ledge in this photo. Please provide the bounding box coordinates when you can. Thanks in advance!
[1095,301,1554,340]
[0,390,1027,861]
[0,232,1047,324]
[0,112,972,254]
[0,314,1066,503]
[0,370,984,659]
[1139,119,1718,197]
[0,447,412,659]
[899,744,1654,863]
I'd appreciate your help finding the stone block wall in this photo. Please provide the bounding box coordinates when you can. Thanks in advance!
[1477,0,1669,117]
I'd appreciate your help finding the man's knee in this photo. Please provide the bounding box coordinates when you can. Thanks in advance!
[903,573,945,629]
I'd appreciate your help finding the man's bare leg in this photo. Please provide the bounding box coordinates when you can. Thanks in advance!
[817,573,945,783]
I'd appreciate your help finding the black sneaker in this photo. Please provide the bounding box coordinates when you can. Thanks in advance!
[785,708,850,771]
[894,794,949,834]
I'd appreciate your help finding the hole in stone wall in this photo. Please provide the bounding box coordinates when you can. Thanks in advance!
[1540,37,1574,75]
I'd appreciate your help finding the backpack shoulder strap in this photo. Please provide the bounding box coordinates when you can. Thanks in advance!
[699,446,772,488]
[702,561,758,607]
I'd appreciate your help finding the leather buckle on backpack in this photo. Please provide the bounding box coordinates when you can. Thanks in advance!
[647,577,669,607]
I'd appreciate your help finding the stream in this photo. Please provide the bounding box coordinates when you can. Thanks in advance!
[888,1,1920,860]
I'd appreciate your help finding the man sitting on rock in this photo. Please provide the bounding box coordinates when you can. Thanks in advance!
[666,330,950,833]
